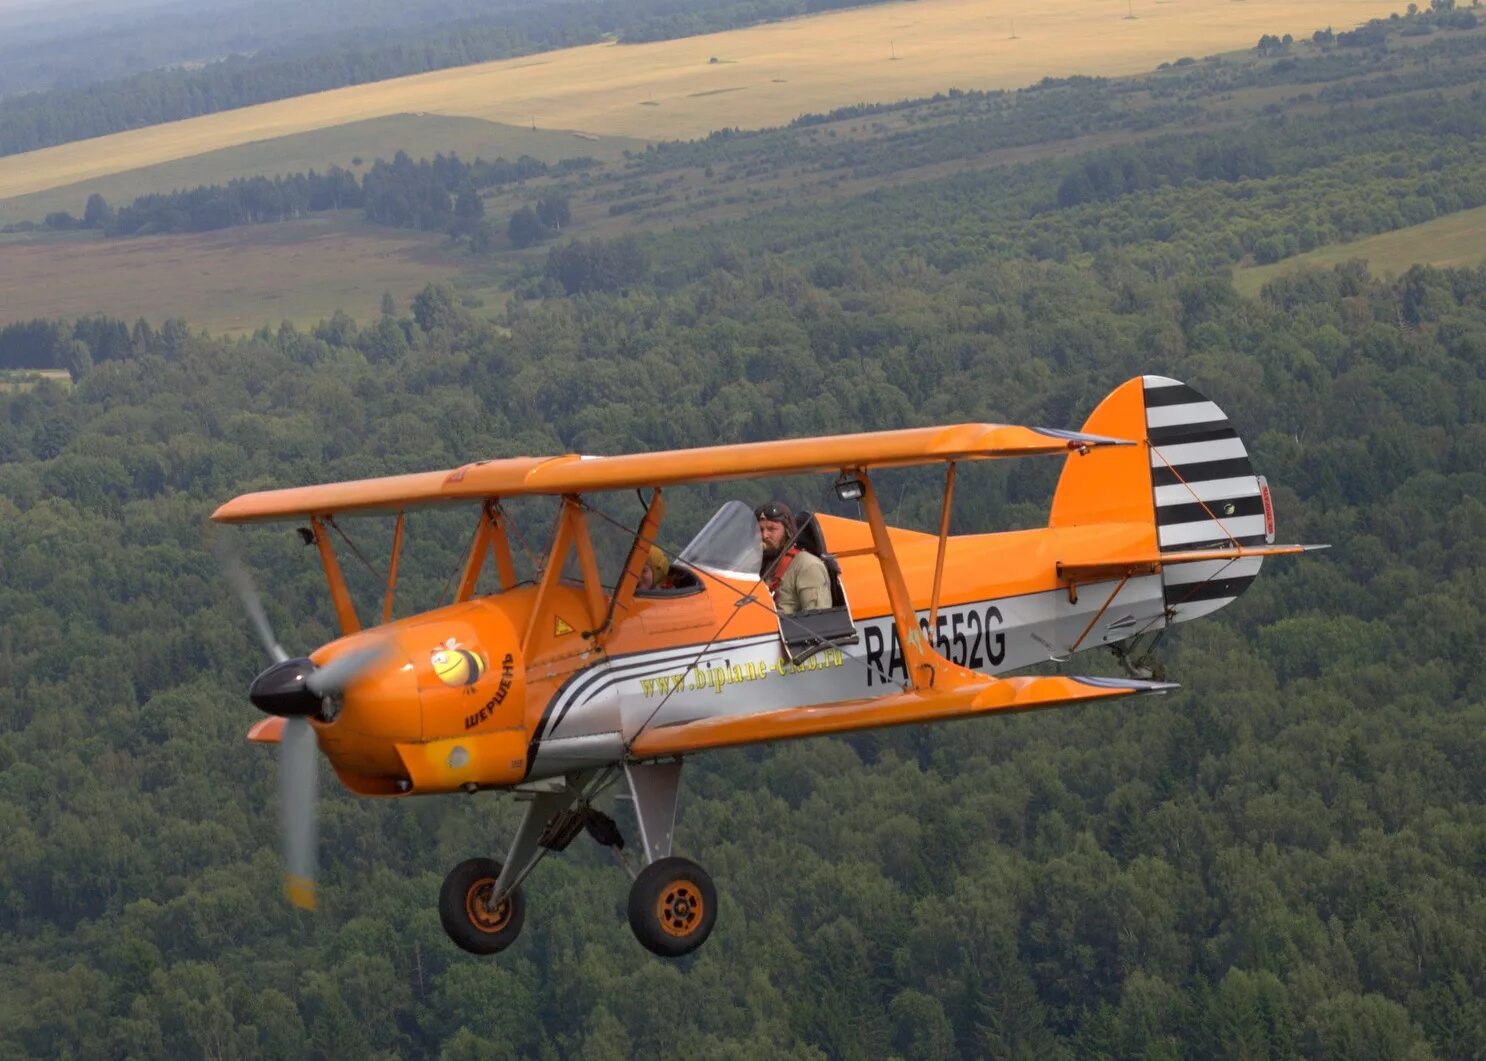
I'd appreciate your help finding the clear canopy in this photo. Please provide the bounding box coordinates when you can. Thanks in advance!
[678,500,762,581]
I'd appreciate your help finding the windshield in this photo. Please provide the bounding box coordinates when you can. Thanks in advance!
[678,500,762,581]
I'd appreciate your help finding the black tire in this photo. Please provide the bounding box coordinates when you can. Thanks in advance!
[627,856,718,958]
[439,857,525,955]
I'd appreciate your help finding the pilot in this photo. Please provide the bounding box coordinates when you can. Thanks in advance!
[638,545,669,591]
[755,500,831,614]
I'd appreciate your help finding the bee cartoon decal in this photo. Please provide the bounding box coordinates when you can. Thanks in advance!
[430,638,487,688]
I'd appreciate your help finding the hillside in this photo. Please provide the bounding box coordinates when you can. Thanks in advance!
[4,16,1483,334]
[1,6,1484,1057]
[0,0,1408,202]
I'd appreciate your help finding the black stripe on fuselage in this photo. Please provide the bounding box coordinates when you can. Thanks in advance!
[1151,457,1255,487]
[1160,532,1268,553]
[529,633,780,746]
[1163,575,1257,605]
[1146,422,1238,447]
[1142,383,1207,408]
[1155,494,1266,527]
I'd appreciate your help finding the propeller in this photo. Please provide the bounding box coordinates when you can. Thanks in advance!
[216,537,387,911]
[216,539,289,665]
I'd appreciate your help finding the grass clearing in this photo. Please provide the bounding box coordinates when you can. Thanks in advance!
[0,213,467,334]
[1234,205,1486,297]
[0,368,71,393]
[0,0,1408,204]
[0,114,642,227]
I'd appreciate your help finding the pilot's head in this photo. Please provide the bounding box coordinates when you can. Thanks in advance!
[755,500,795,557]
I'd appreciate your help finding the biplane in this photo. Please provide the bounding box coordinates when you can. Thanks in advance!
[213,375,1320,957]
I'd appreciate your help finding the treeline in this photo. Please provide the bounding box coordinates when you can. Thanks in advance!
[107,169,362,237]
[0,315,181,378]
[361,151,562,233]
[619,0,891,42]
[29,152,581,240]
[0,0,896,158]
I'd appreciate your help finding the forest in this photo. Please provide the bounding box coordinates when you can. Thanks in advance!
[2,11,1485,1061]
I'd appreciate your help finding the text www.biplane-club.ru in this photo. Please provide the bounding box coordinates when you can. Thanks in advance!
[639,649,847,698]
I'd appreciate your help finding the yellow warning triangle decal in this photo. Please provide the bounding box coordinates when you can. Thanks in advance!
[554,616,575,637]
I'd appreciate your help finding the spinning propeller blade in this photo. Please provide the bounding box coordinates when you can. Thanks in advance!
[217,534,391,913]
[305,641,388,697]
[280,717,318,910]
[215,538,289,664]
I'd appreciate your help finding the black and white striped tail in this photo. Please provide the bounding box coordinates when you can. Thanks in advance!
[1144,375,1267,622]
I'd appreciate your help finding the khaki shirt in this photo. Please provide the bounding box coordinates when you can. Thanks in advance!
[773,550,832,614]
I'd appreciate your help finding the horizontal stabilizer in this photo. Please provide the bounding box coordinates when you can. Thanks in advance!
[1058,543,1327,583]
[626,674,1176,759]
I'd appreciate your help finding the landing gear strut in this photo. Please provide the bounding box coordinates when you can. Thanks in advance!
[437,759,720,958]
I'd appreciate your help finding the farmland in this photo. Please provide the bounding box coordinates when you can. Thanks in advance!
[0,0,1407,204]
[0,115,642,229]
[0,214,468,334]
[1233,203,1486,297]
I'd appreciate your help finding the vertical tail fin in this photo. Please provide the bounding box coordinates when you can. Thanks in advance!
[1051,375,1273,622]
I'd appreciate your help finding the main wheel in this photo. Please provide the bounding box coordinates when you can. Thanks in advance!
[439,857,525,955]
[627,856,717,958]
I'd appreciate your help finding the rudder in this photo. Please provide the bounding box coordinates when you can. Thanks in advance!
[1052,375,1273,622]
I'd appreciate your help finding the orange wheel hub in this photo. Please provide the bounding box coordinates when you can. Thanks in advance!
[465,878,513,933]
[656,880,704,937]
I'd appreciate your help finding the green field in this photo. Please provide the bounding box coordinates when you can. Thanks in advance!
[1234,204,1486,297]
[0,368,71,393]
[0,114,642,228]
[0,212,470,334]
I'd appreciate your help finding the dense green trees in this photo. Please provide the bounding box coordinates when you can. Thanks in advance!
[3,241,1483,1056]
[3,16,1485,1060]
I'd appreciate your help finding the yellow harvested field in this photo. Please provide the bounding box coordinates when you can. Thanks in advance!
[0,0,1407,202]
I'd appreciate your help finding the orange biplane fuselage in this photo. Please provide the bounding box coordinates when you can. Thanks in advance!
[216,375,1318,956]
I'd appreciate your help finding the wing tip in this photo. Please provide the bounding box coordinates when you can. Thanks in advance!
[1031,426,1140,448]
[1071,676,1181,695]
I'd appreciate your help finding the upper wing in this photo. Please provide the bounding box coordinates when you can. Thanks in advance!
[212,423,1133,524]
[625,673,1175,759]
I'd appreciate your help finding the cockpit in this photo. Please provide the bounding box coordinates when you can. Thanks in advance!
[675,500,762,582]
[648,499,858,662]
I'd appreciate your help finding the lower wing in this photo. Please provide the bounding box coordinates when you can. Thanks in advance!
[626,674,1176,758]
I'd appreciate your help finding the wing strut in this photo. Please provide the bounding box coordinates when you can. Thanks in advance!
[381,512,405,623]
[929,461,957,633]
[456,500,519,602]
[859,470,965,692]
[310,516,360,634]
[588,489,665,642]
[521,496,606,659]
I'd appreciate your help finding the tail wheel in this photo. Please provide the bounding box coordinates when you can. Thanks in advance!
[627,856,717,958]
[439,857,525,955]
